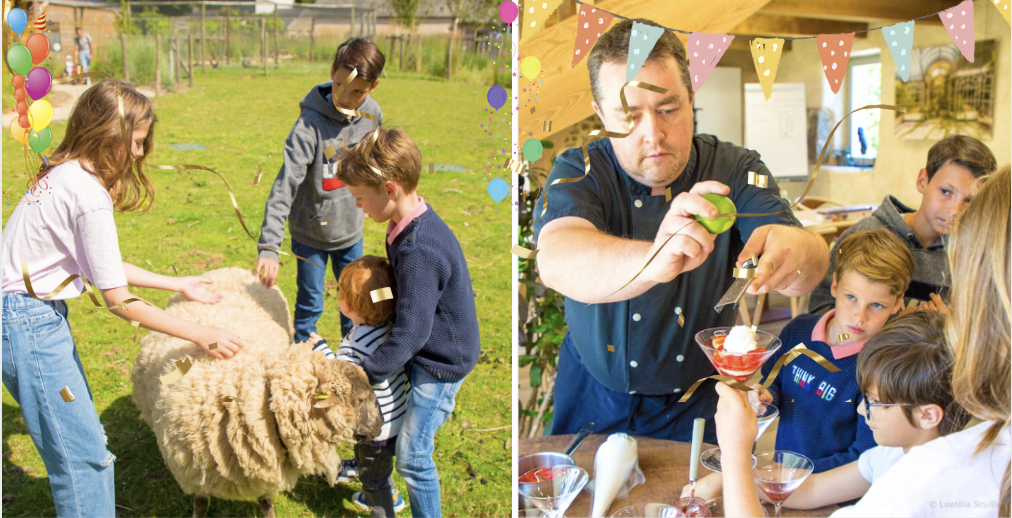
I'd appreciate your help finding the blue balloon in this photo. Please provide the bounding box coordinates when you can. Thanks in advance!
[486,86,507,111]
[7,8,27,34]
[487,178,508,202]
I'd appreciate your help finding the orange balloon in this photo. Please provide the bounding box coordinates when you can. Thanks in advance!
[26,33,50,65]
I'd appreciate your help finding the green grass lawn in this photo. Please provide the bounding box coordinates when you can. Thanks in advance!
[2,62,512,517]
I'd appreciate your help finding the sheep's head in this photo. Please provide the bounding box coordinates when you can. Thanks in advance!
[311,358,384,439]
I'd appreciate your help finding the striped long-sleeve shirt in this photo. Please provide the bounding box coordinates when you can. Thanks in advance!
[312,321,409,440]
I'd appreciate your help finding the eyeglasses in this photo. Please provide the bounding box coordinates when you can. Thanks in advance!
[860,396,910,420]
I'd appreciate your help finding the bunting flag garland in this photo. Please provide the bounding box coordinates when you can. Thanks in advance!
[939,0,975,62]
[991,0,1011,26]
[816,33,854,94]
[520,0,566,45]
[750,38,785,100]
[626,21,665,81]
[882,20,915,81]
[572,4,614,68]
[688,33,734,93]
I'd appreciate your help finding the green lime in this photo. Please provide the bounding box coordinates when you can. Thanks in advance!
[695,193,737,234]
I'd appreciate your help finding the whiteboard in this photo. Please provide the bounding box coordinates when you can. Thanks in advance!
[744,83,809,179]
[694,67,742,146]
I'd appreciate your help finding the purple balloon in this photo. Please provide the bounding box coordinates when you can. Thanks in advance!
[487,85,507,111]
[499,1,518,23]
[26,67,52,101]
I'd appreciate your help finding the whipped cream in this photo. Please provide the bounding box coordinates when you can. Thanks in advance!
[723,325,759,354]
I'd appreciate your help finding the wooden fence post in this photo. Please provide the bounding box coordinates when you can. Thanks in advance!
[225,7,230,65]
[188,30,194,87]
[350,6,355,37]
[200,2,206,70]
[155,33,161,96]
[262,17,267,76]
[174,34,181,84]
[309,17,315,62]
[273,4,279,68]
[168,38,175,83]
[120,34,129,81]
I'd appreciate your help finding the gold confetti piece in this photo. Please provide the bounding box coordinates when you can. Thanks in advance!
[131,320,140,327]
[666,187,673,202]
[838,333,851,342]
[20,261,152,312]
[530,106,537,115]
[751,253,759,268]
[60,386,75,403]
[428,162,435,175]
[324,145,337,161]
[733,267,758,279]
[251,166,263,185]
[208,343,218,350]
[370,287,394,303]
[160,358,193,386]
[678,343,840,403]
[320,221,329,226]
[543,121,552,133]
[511,244,539,259]
[845,399,852,402]
[221,396,243,403]
[796,269,806,281]
[465,205,476,216]
[677,314,685,327]
[607,344,615,352]
[747,171,769,188]
[172,264,178,275]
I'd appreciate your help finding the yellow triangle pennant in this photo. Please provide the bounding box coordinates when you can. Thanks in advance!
[991,0,1011,26]
[520,0,566,45]
[750,38,785,101]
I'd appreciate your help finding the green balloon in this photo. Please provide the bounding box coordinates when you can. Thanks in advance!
[694,193,737,234]
[522,138,543,162]
[7,44,32,76]
[29,127,52,154]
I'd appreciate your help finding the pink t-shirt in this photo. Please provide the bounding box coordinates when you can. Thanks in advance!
[2,160,128,298]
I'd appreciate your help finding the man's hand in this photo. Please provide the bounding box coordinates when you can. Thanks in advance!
[255,257,280,288]
[178,277,222,304]
[738,225,829,296]
[641,181,728,284]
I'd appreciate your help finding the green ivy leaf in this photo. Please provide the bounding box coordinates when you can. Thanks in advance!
[530,365,543,388]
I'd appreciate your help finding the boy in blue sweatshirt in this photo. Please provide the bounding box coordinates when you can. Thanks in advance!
[336,128,480,517]
[752,228,914,473]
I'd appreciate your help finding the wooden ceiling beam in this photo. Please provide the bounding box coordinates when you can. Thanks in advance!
[759,0,958,24]
[730,13,869,38]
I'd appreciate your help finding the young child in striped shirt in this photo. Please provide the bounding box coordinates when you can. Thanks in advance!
[308,255,408,517]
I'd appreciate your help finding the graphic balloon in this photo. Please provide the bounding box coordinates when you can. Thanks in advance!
[14,87,26,102]
[29,127,53,154]
[26,67,52,100]
[520,56,542,79]
[26,33,51,65]
[522,138,544,162]
[6,8,27,34]
[7,44,33,76]
[27,99,53,131]
[486,85,507,111]
[12,74,25,89]
[499,1,518,23]
[10,120,29,144]
[487,178,509,202]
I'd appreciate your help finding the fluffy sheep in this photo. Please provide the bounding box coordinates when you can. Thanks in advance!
[131,267,383,517]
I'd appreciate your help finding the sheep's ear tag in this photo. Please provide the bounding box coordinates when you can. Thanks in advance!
[313,394,339,409]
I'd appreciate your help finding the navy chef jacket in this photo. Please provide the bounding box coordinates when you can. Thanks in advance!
[532,134,801,396]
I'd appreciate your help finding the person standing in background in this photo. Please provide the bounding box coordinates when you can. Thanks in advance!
[74,27,93,85]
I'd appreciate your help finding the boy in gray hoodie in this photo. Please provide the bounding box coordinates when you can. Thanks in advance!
[256,38,384,340]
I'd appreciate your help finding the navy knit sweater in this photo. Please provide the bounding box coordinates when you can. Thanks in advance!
[762,314,876,473]
[359,205,480,384]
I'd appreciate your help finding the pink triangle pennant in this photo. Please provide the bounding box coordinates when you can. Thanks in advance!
[572,4,614,68]
[687,33,734,93]
[939,0,975,62]
[816,33,855,94]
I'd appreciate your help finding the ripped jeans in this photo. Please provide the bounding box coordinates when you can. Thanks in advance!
[2,293,116,517]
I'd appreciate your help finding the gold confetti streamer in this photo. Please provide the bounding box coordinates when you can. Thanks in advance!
[678,343,841,403]
[20,261,151,312]
[60,386,75,402]
[208,343,218,350]
[747,171,768,188]
[603,104,905,300]
[838,333,851,342]
[221,396,243,403]
[370,287,394,303]
[251,166,263,185]
[160,358,193,386]
[428,162,435,175]
[511,244,539,259]
[543,121,552,132]
[733,267,758,279]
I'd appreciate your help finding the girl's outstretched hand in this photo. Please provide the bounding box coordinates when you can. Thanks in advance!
[179,277,223,304]
[197,326,244,359]
[715,382,758,459]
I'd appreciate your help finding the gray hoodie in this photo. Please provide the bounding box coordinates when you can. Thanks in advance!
[257,82,382,258]
[808,195,950,314]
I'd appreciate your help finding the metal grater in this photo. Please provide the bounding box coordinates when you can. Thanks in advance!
[714,258,757,313]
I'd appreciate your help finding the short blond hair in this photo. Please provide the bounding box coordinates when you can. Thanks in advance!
[338,255,395,326]
[835,229,914,296]
[335,128,421,192]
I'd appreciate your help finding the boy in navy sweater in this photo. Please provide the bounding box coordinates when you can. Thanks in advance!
[337,128,480,517]
[752,228,914,473]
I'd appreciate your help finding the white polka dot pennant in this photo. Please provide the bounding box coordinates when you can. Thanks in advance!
[938,0,975,62]
[626,21,666,82]
[572,4,614,68]
[688,33,735,93]
[815,32,854,94]
[990,0,1011,26]
[882,20,915,82]
[519,0,566,45]
[749,38,785,101]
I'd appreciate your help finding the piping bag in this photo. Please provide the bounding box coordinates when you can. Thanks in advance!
[589,433,645,517]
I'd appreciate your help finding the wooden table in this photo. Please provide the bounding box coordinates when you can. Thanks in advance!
[520,434,838,517]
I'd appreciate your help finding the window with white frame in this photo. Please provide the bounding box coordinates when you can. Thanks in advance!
[847,51,882,163]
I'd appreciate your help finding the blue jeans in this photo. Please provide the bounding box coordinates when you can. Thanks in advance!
[77,52,90,82]
[2,293,116,517]
[395,367,464,518]
[292,237,363,342]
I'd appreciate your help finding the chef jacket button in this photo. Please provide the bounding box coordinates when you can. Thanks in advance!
[630,361,638,368]
[634,199,644,208]
[676,354,684,362]
[632,313,642,321]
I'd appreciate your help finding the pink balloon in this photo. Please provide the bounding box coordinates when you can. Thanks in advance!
[499,1,518,23]
[25,66,52,100]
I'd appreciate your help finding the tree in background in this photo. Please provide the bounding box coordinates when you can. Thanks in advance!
[444,0,497,78]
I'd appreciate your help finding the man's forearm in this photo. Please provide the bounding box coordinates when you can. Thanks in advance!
[537,225,658,304]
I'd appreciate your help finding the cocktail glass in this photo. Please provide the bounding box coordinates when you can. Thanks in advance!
[517,466,589,518]
[752,451,814,518]
[611,503,686,518]
[699,403,779,473]
[672,496,712,517]
[695,328,782,384]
